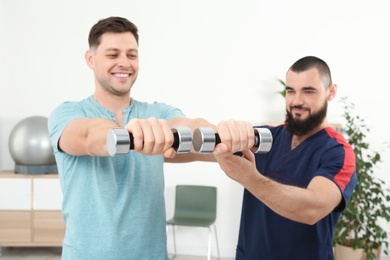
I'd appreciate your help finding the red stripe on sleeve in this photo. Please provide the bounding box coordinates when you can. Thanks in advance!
[325,128,356,191]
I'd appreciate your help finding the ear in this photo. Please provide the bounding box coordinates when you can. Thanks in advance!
[327,84,337,101]
[85,50,94,69]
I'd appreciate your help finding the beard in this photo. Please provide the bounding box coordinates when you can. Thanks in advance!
[285,101,327,136]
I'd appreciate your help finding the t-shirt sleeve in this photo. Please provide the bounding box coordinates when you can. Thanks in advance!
[317,143,357,213]
[48,102,87,153]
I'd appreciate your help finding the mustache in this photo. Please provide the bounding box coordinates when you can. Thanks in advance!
[290,105,309,111]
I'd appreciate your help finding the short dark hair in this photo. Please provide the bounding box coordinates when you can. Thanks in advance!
[288,56,332,88]
[88,16,139,48]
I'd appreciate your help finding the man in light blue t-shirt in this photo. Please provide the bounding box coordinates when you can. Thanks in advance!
[48,16,255,260]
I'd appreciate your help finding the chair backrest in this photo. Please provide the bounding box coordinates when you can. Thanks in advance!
[173,185,217,222]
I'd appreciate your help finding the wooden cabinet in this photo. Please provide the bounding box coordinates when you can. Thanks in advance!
[0,171,65,247]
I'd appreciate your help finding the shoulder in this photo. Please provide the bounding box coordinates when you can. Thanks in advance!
[323,127,354,154]
[48,98,92,135]
[51,97,91,113]
[50,97,99,117]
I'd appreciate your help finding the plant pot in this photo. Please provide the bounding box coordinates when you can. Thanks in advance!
[334,243,381,260]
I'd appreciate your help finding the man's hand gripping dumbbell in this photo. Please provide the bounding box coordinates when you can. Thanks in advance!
[107,126,193,157]
[193,124,273,154]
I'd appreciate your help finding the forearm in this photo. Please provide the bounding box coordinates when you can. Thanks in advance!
[243,174,340,225]
[214,149,341,225]
[59,118,117,156]
[245,175,313,224]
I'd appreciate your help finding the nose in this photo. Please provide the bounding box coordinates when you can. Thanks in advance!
[118,61,130,68]
[117,55,130,68]
[289,92,304,107]
[286,93,304,107]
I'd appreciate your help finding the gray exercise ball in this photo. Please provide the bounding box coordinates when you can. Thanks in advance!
[9,116,57,174]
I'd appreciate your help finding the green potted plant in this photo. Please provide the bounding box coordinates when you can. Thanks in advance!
[333,97,390,260]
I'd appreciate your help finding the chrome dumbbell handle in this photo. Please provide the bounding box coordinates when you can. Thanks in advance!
[192,127,272,154]
[107,126,193,156]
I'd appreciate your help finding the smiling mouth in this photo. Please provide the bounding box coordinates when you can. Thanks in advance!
[112,73,130,78]
[291,107,310,117]
[293,108,307,112]
[292,106,309,111]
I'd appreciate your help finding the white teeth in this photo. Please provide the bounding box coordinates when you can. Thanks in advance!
[114,73,129,78]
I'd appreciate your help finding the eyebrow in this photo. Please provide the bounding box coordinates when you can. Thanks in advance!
[302,86,316,91]
[105,48,138,53]
[285,86,317,91]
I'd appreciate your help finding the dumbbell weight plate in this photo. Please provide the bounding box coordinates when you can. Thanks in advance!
[252,128,273,153]
[171,126,193,154]
[107,128,131,156]
[192,127,216,153]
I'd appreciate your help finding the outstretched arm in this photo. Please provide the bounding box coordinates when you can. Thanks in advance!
[213,146,342,225]
[59,117,177,157]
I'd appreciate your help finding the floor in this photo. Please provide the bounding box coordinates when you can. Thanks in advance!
[0,247,232,259]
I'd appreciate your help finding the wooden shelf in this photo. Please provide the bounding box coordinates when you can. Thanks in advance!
[0,171,65,247]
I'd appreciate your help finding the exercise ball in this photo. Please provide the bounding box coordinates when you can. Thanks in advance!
[8,116,57,174]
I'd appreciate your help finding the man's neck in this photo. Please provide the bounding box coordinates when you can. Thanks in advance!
[93,91,131,126]
[93,90,131,111]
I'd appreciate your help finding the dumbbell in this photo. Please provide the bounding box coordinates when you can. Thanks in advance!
[107,126,193,156]
[192,127,273,154]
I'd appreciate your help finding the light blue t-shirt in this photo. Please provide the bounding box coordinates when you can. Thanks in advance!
[48,96,185,260]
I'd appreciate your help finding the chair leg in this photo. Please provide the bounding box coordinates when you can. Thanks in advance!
[167,225,177,259]
[207,227,212,260]
[168,225,219,260]
[172,226,177,259]
[207,225,220,260]
[213,224,220,259]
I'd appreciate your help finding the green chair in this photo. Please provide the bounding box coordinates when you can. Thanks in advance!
[166,185,220,260]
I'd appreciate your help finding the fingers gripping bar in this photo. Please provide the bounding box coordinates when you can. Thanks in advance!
[107,126,193,156]
[192,127,273,154]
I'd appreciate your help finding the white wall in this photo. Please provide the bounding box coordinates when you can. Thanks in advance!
[1,0,390,257]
